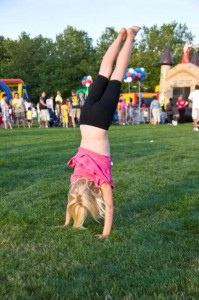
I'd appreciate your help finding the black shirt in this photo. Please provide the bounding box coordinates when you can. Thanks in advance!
[40,97,47,110]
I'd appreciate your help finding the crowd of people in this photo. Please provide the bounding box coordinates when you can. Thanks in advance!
[116,93,194,127]
[0,85,199,130]
[0,90,86,129]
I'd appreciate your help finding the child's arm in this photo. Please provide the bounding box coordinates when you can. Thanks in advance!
[98,183,114,239]
[64,207,71,226]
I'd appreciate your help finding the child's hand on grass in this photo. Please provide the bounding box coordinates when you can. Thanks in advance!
[95,234,109,240]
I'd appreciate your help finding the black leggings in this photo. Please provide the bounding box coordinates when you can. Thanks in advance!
[80,75,121,130]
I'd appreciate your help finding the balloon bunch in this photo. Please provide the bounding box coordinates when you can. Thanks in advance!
[124,67,146,83]
[82,75,93,88]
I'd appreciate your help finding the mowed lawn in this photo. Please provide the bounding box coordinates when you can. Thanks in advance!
[0,123,199,299]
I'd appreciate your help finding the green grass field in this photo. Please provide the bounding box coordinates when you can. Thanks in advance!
[0,123,199,299]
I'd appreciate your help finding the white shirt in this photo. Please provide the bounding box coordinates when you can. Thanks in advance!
[188,90,199,109]
[25,101,33,111]
[0,98,6,109]
[46,98,54,111]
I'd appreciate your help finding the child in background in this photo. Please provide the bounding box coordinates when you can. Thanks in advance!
[61,100,69,128]
[2,100,12,129]
[32,106,38,123]
[64,26,141,238]
[26,107,33,128]
[9,104,13,123]
[120,97,127,125]
[127,98,134,124]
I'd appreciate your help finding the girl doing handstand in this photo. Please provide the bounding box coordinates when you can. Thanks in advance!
[64,26,141,238]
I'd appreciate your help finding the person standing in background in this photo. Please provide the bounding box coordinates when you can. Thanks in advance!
[119,96,127,125]
[46,95,55,122]
[166,98,174,125]
[176,95,188,123]
[39,92,50,128]
[2,100,12,129]
[11,92,26,128]
[150,95,160,125]
[61,100,69,128]
[188,85,199,131]
[26,107,33,128]
[0,93,7,110]
[70,90,81,128]
[55,91,63,121]
[79,92,86,107]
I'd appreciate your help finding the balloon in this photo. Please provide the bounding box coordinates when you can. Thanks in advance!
[132,72,137,79]
[129,68,134,73]
[126,77,132,83]
[140,69,146,76]
[135,68,141,73]
[82,75,93,87]
[76,88,87,95]
[124,67,146,83]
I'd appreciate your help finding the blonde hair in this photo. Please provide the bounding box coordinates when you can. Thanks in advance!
[67,178,105,229]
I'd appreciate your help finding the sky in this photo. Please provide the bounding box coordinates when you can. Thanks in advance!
[0,0,199,46]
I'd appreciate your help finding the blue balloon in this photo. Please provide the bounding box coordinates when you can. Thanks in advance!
[140,76,145,82]
[140,70,146,77]
[135,68,141,73]
[132,72,137,79]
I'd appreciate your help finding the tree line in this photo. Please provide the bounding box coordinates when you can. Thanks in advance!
[0,22,195,101]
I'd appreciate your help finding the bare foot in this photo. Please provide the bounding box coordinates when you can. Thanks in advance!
[127,26,141,40]
[119,27,127,41]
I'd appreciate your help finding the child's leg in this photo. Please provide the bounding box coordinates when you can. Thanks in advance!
[82,29,127,107]
[4,120,7,129]
[91,27,141,129]
[111,26,141,81]
[99,28,127,79]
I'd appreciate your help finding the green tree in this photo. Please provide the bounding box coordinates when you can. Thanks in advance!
[1,33,55,100]
[0,36,11,77]
[53,26,95,96]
